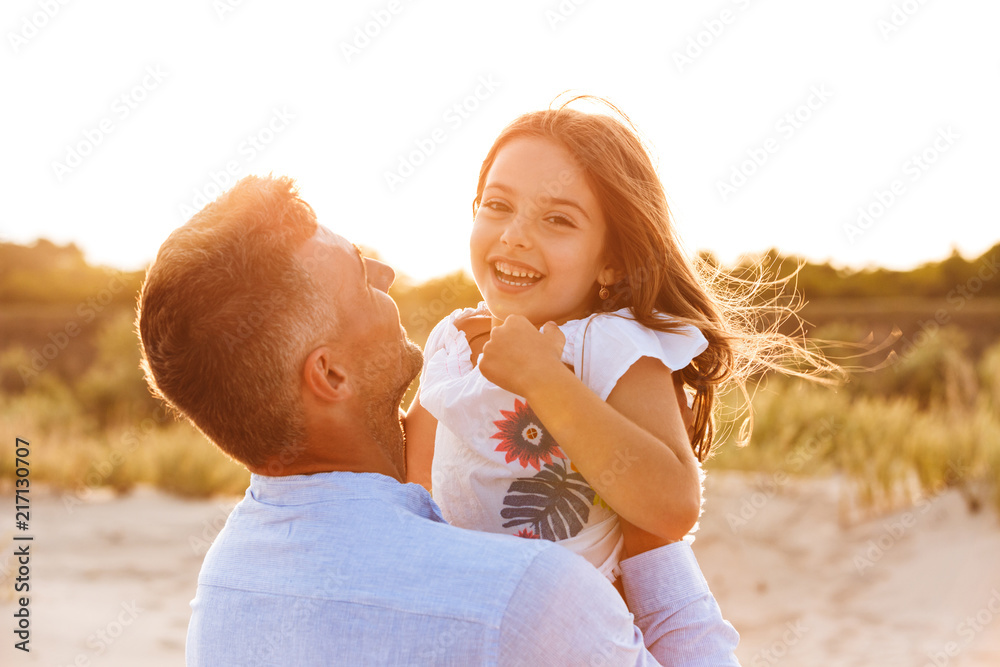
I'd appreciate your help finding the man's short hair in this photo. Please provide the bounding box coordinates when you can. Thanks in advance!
[137,175,334,469]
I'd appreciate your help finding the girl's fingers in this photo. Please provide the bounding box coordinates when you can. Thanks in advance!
[541,321,565,351]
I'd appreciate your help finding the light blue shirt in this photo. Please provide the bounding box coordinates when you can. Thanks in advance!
[187,472,739,666]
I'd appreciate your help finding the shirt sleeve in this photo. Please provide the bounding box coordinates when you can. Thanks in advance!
[499,542,739,666]
[620,541,742,666]
[570,315,709,401]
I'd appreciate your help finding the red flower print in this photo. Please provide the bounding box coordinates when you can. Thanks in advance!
[491,399,566,470]
[515,529,540,539]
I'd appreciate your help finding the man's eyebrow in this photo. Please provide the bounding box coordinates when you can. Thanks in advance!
[352,243,368,283]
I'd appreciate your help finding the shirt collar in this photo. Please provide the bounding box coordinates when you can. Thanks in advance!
[248,471,446,523]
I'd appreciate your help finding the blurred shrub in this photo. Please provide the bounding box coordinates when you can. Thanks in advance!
[978,339,1000,412]
[864,326,977,410]
[391,270,482,407]
[0,239,143,305]
[390,270,482,348]
[791,244,1000,299]
[810,323,979,410]
[0,408,249,499]
[2,237,998,508]
[709,367,1000,515]
[73,310,161,427]
[1,368,85,433]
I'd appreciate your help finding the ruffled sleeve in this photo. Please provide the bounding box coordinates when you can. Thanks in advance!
[418,304,489,423]
[562,312,708,401]
[421,310,468,376]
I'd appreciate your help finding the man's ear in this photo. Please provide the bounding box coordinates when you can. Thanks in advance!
[302,347,353,403]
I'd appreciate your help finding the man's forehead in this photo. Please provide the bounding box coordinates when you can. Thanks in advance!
[292,226,365,293]
[297,226,352,261]
[313,225,349,249]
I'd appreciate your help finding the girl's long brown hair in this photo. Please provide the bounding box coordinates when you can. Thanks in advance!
[473,95,839,462]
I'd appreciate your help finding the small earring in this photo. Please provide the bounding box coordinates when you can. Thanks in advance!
[599,283,610,300]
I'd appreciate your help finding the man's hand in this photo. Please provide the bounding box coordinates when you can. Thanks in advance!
[478,315,567,398]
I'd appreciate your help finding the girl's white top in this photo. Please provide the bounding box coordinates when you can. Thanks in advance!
[420,303,709,581]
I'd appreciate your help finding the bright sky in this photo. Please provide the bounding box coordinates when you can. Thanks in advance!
[3,0,997,281]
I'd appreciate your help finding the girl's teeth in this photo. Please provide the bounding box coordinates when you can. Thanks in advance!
[494,261,540,279]
[493,261,542,287]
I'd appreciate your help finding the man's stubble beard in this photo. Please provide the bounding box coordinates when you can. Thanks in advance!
[359,337,424,478]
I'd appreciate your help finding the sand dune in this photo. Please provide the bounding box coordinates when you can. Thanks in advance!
[694,472,1000,667]
[1,473,998,666]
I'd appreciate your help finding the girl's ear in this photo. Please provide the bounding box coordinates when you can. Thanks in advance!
[302,346,353,403]
[598,263,624,287]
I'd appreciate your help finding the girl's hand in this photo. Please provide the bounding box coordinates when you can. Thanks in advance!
[478,315,567,397]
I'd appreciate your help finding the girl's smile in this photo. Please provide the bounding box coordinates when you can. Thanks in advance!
[470,135,618,327]
[491,258,544,289]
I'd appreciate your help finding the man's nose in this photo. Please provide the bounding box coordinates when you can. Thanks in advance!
[367,258,395,292]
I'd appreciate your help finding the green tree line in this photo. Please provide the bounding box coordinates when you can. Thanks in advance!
[2,239,998,307]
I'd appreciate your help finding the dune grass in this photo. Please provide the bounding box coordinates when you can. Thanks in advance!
[1,390,249,499]
[3,372,997,515]
[707,381,1000,514]
[2,326,998,517]
[706,338,1000,516]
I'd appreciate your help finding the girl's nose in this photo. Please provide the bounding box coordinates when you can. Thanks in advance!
[500,216,531,249]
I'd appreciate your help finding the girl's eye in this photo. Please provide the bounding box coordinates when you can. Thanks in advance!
[545,214,574,227]
[482,199,511,213]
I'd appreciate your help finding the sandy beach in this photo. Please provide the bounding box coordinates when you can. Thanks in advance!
[2,472,998,666]
[694,473,1000,666]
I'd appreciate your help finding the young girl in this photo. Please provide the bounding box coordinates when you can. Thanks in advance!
[404,97,823,581]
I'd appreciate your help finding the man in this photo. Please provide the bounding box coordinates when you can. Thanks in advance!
[137,175,740,665]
